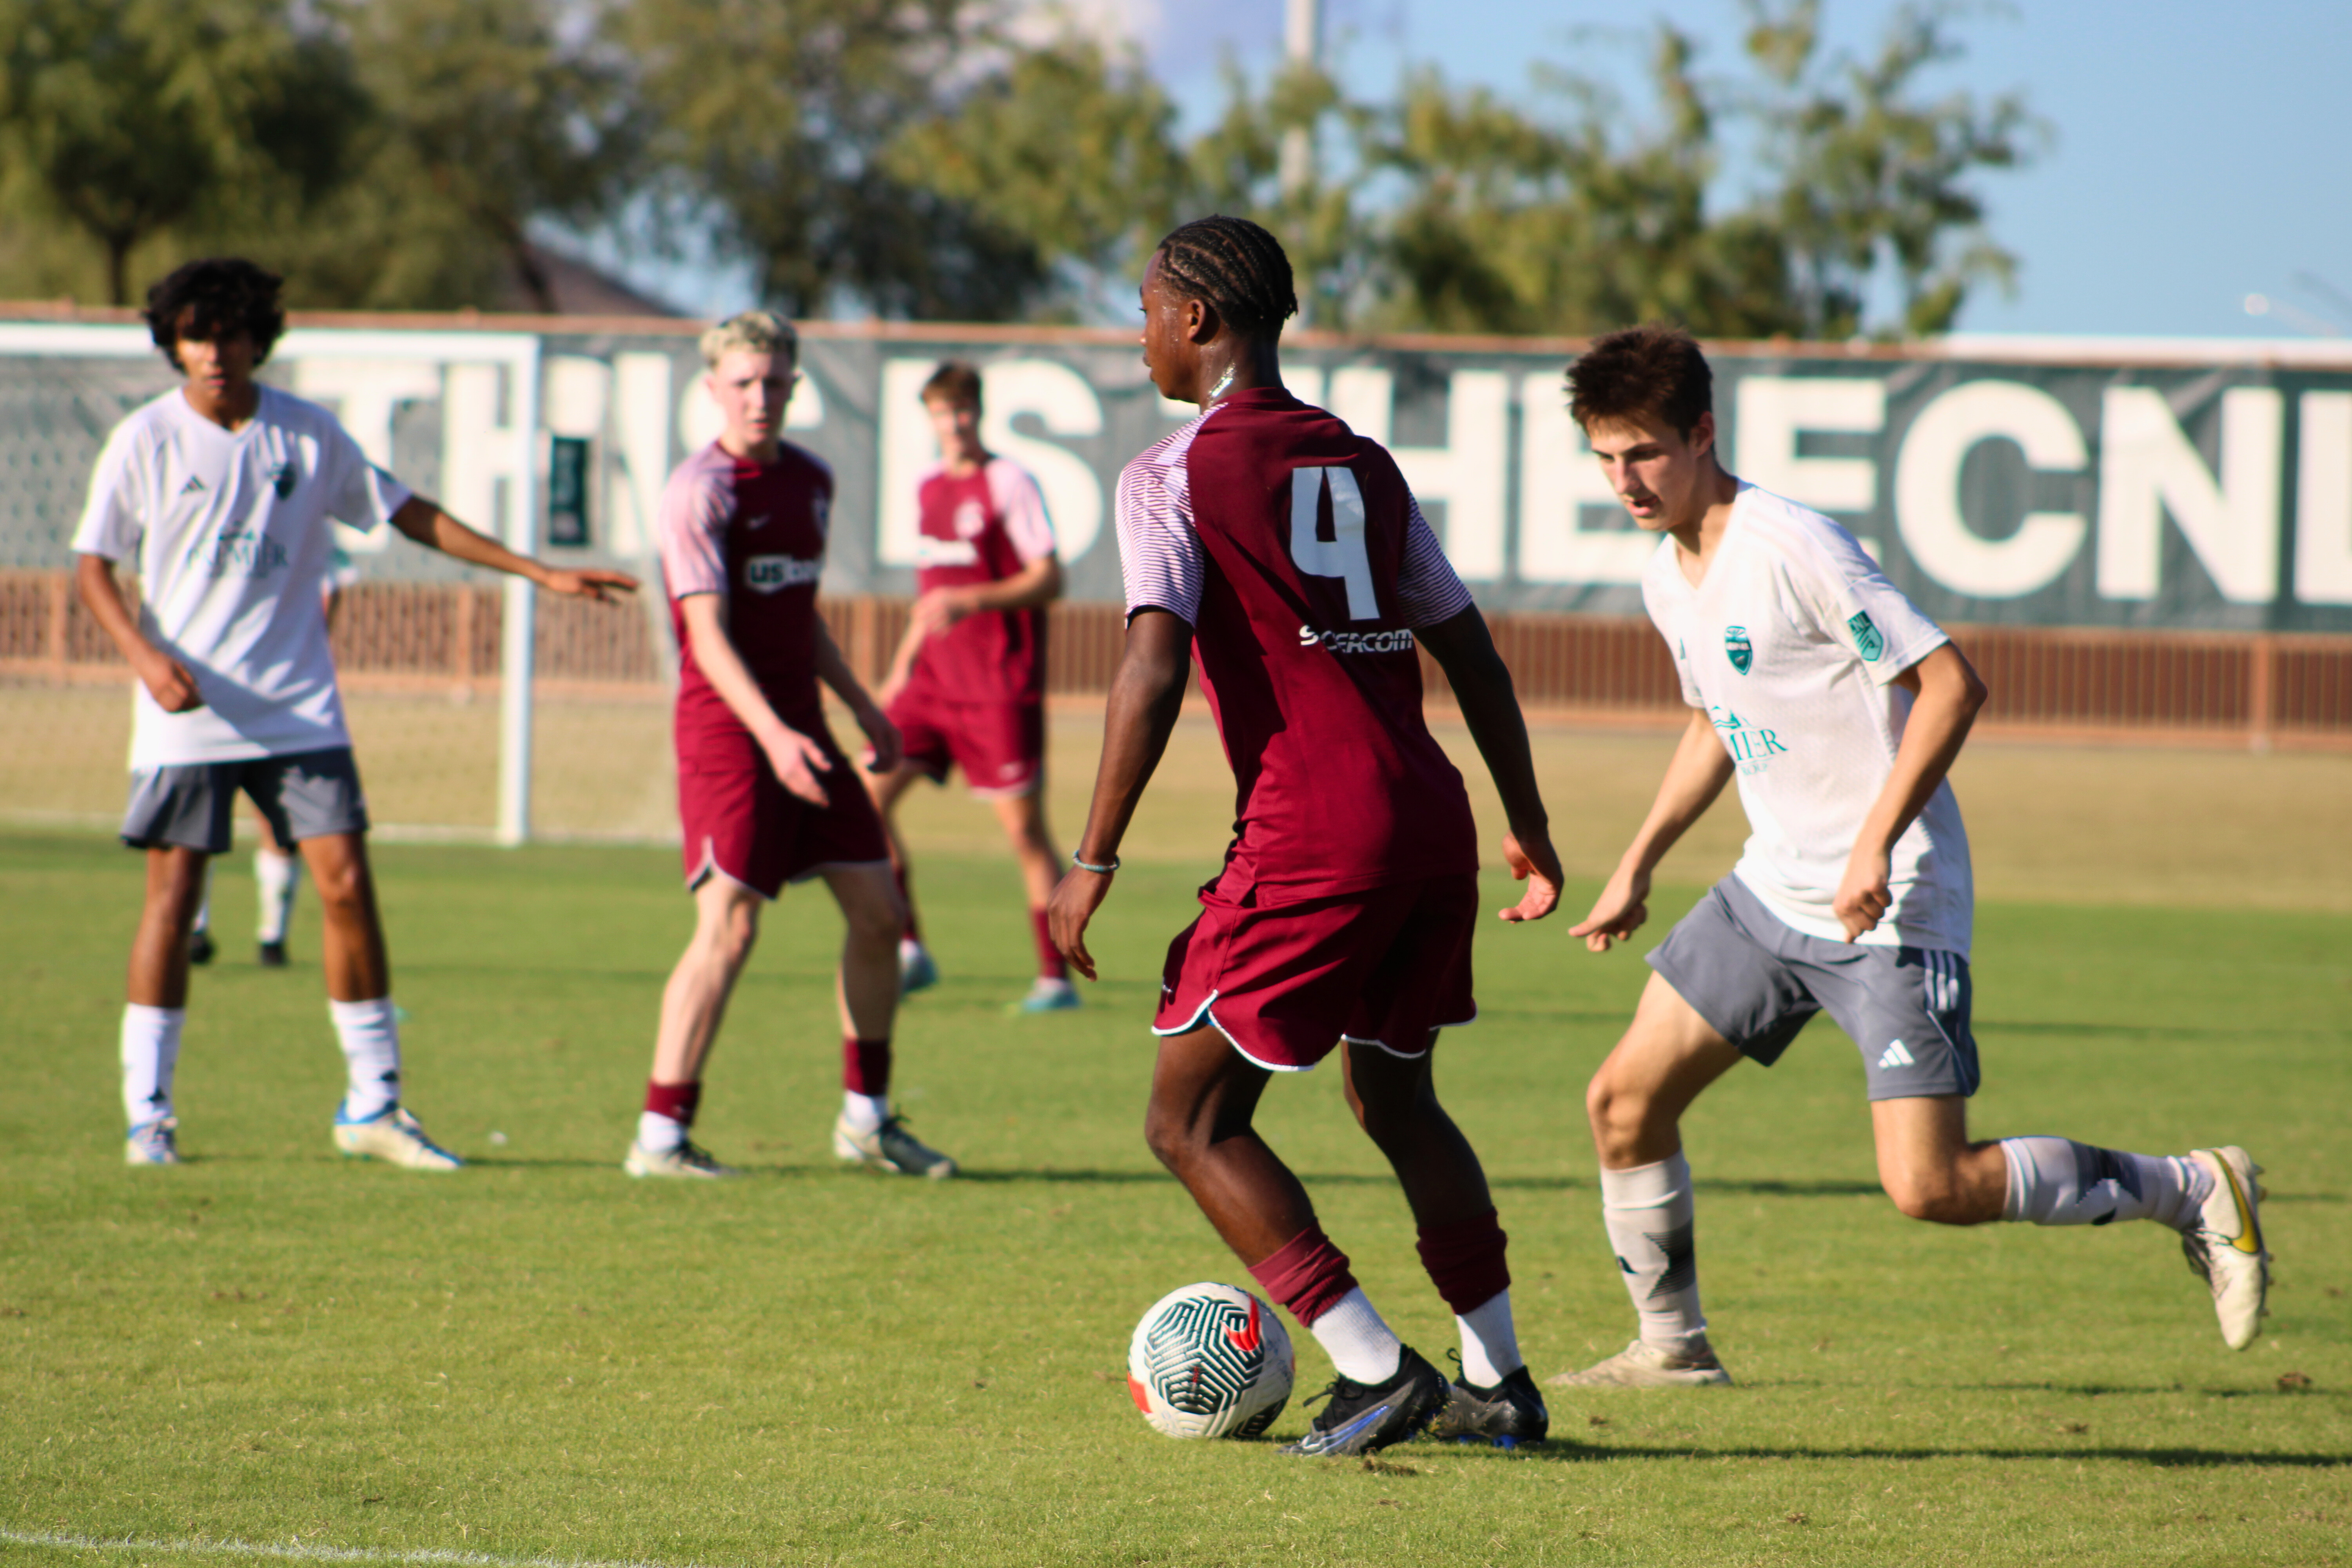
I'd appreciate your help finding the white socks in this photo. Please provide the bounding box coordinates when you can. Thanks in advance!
[841,1091,889,1134]
[1600,1151,1711,1355]
[1455,1289,1522,1386]
[121,1004,185,1126]
[638,1110,688,1152]
[329,997,401,1120]
[1999,1138,2211,1230]
[1308,1286,1404,1384]
[256,846,302,944]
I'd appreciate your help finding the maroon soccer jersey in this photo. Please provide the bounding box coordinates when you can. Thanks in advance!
[1115,388,1479,902]
[657,440,834,752]
[904,457,1057,705]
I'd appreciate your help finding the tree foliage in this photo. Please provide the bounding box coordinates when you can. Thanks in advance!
[0,0,2037,336]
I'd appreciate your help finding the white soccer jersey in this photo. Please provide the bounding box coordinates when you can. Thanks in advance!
[72,386,412,769]
[1640,483,1973,955]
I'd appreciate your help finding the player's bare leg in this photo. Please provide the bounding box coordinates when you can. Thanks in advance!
[1869,1096,2007,1224]
[1147,1026,1450,1448]
[991,788,1076,1011]
[825,860,954,1176]
[862,763,938,994]
[297,831,454,1169]
[1344,1039,1543,1444]
[120,846,208,1162]
[629,873,761,1176]
[1556,971,1744,1388]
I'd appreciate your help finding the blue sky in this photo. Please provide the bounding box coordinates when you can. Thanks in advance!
[617,1,2352,340]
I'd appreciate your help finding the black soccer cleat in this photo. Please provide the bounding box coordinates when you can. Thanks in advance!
[1432,1359,1550,1449]
[257,941,288,969]
[189,928,215,966]
[1277,1344,1447,1458]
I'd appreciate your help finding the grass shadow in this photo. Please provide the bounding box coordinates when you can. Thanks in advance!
[1471,1441,2352,1469]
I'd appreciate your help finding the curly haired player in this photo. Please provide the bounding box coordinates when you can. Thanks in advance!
[76,257,636,1170]
[1050,217,1565,1456]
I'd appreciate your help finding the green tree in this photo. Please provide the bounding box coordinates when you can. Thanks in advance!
[331,0,642,314]
[0,0,352,304]
[613,0,1050,319]
[889,34,1188,319]
[1744,0,2039,337]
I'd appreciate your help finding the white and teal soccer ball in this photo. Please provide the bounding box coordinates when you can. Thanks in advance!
[1127,1282,1294,1440]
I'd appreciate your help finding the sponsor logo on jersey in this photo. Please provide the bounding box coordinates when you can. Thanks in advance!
[913,534,980,568]
[1724,625,1753,673]
[743,554,822,593]
[266,461,296,500]
[1297,622,1415,655]
[203,528,289,578]
[1848,610,1884,661]
[1707,706,1788,772]
[743,513,771,531]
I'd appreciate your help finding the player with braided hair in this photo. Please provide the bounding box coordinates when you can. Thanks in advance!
[1050,217,1566,1455]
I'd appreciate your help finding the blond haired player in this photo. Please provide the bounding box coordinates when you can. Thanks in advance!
[624,310,956,1181]
[1550,324,2268,1389]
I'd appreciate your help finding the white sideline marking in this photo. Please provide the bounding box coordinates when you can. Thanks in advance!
[0,1530,719,1568]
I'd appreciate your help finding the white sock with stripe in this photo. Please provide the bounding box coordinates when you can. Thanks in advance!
[1599,1151,1710,1355]
[121,1004,185,1126]
[1999,1138,2211,1230]
[256,846,302,944]
[329,998,401,1120]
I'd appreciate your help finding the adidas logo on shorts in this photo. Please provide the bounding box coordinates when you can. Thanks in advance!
[1878,1040,1916,1070]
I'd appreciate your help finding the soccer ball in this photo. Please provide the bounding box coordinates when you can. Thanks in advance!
[1127,1282,1294,1440]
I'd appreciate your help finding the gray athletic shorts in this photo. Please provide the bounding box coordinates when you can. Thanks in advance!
[1646,874,1980,1101]
[120,748,370,855]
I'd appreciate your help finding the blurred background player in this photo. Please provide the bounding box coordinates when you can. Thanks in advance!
[77,257,635,1169]
[627,310,957,1182]
[1049,217,1567,1456]
[1556,325,2269,1388]
[186,540,356,970]
[864,361,1076,1013]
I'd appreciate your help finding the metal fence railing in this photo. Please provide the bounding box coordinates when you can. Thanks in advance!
[6,571,2348,841]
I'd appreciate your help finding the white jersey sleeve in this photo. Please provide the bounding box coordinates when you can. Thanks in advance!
[317,421,412,532]
[70,420,150,562]
[984,458,1058,563]
[1394,495,1475,628]
[1776,518,1948,684]
[1116,414,1211,625]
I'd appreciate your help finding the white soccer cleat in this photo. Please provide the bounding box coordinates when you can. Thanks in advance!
[622,1138,738,1179]
[333,1105,463,1171]
[832,1112,956,1179]
[125,1116,181,1166]
[1546,1339,1733,1389]
[1012,976,1082,1014]
[2183,1146,2269,1350]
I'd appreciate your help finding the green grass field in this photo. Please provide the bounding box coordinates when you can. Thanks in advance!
[2,821,2347,1567]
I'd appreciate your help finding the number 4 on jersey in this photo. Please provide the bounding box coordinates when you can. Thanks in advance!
[1289,466,1379,621]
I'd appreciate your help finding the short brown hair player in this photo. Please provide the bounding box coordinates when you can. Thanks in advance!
[1549,324,2269,1388]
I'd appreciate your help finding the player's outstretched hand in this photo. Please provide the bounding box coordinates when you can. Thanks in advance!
[1568,864,1651,953]
[1833,844,1893,942]
[137,651,203,713]
[761,728,835,807]
[1046,866,1112,982]
[540,568,640,603]
[855,701,903,774]
[1497,830,1564,923]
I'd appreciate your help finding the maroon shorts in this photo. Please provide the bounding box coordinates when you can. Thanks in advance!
[1154,869,1480,1071]
[676,719,889,899]
[889,691,1045,798]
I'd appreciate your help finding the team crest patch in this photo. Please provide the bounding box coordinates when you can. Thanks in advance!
[1847,610,1885,661]
[267,462,296,499]
[1724,625,1753,673]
